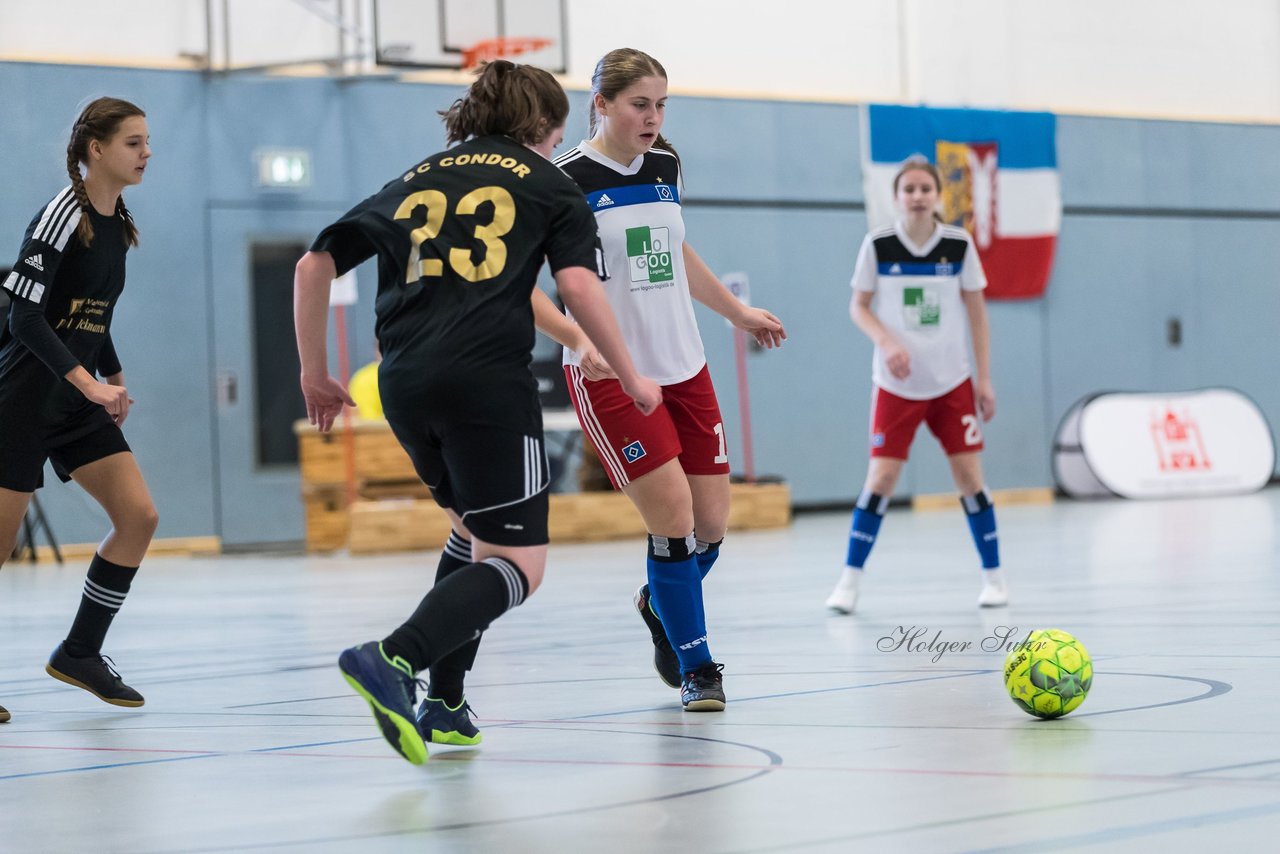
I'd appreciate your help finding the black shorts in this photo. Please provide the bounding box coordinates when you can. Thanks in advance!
[0,411,131,492]
[383,376,549,547]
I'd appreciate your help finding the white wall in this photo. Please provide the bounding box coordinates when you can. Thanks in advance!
[2,0,1279,121]
[0,0,209,65]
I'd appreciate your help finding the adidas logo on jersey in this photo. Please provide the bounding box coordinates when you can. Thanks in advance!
[889,263,902,274]
[23,253,44,272]
[596,194,614,208]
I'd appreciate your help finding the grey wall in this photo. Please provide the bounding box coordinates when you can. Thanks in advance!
[1,62,1276,545]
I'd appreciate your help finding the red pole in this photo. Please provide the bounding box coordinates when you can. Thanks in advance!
[733,328,755,483]
[333,305,357,507]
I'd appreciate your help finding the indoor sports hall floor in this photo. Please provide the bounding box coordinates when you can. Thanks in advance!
[2,490,1278,853]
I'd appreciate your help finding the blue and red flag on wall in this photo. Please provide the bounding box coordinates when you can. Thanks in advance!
[862,104,1060,300]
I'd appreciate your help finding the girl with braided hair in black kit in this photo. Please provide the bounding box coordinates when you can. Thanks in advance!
[0,97,157,721]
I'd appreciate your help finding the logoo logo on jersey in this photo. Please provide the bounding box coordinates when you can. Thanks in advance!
[625,226,674,284]
[655,184,674,201]
[903,287,941,327]
[23,253,44,272]
[596,193,614,208]
[622,440,647,463]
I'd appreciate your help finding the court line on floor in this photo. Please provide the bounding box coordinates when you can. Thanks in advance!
[962,798,1280,853]
[4,735,1279,792]
[558,669,992,720]
[1068,673,1231,719]
[550,668,1230,721]
[132,731,783,854]
[0,667,1232,738]
[728,784,1199,853]
[219,666,989,709]
[0,668,1235,784]
[1178,757,1280,777]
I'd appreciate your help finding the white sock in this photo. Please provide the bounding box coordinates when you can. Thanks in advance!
[982,568,1006,588]
[836,566,864,589]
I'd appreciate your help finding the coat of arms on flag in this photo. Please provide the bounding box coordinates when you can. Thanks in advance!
[861,104,1061,300]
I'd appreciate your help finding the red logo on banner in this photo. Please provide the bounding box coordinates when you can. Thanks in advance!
[1150,408,1212,471]
[937,140,998,251]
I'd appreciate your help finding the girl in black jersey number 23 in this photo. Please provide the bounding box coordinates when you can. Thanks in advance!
[0,98,157,723]
[295,61,660,765]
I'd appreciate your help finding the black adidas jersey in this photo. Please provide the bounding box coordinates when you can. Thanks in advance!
[0,189,128,418]
[312,134,601,392]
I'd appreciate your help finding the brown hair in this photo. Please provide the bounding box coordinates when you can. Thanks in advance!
[440,60,569,147]
[893,156,943,222]
[67,97,145,248]
[892,156,942,194]
[588,48,681,174]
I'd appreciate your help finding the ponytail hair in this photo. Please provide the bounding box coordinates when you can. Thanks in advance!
[588,48,681,176]
[67,97,145,248]
[440,60,569,147]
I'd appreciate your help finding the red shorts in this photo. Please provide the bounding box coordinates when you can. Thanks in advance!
[565,363,730,489]
[869,381,984,459]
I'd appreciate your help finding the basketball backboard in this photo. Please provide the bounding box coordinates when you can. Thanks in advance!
[374,0,566,73]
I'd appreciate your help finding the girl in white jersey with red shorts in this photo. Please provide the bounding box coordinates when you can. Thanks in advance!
[544,48,786,711]
[825,157,1008,614]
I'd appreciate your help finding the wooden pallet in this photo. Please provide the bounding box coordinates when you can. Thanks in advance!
[345,481,792,555]
[298,419,793,554]
[302,480,429,552]
[296,419,417,485]
[910,487,1055,512]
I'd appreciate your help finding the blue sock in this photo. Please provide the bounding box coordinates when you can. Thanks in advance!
[961,489,1000,569]
[694,537,722,580]
[646,533,711,672]
[846,490,888,568]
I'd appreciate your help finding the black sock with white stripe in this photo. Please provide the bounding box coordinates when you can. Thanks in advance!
[428,531,479,706]
[383,557,529,674]
[64,553,138,658]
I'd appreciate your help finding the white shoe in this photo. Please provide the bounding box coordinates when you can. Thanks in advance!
[825,568,862,614]
[978,569,1008,608]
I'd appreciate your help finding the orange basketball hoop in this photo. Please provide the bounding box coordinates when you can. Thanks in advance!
[461,37,555,69]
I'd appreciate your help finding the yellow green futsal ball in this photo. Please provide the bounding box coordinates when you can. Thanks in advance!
[1003,629,1092,719]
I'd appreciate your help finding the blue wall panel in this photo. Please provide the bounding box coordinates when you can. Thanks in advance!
[0,65,215,544]
[2,61,1276,544]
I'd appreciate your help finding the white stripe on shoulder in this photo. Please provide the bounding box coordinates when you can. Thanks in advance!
[50,204,84,252]
[34,187,76,242]
[868,225,897,239]
[940,224,973,241]
[648,148,678,162]
[553,147,586,165]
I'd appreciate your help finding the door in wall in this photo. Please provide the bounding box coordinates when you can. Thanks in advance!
[208,206,351,547]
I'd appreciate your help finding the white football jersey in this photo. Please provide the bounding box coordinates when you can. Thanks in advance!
[851,222,987,399]
[554,142,705,385]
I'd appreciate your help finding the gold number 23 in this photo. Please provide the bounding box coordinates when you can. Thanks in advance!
[394,185,516,284]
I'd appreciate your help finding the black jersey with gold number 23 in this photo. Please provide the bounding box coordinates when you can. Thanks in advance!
[312,134,601,385]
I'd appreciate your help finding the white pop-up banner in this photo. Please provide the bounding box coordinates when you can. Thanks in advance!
[1053,389,1275,499]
